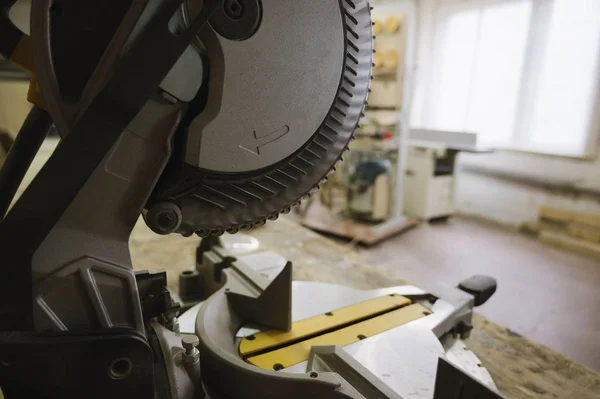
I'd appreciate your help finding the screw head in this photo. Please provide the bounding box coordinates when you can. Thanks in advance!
[224,0,244,19]
[146,202,182,235]
[182,334,200,351]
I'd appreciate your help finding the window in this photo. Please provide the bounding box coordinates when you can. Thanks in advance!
[412,0,600,157]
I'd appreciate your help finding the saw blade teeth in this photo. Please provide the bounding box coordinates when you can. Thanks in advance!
[344,0,356,9]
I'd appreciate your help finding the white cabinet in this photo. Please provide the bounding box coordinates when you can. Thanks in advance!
[403,146,457,220]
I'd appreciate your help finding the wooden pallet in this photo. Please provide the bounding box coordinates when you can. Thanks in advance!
[300,200,418,246]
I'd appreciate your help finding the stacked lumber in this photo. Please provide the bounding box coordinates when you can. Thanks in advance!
[522,206,600,259]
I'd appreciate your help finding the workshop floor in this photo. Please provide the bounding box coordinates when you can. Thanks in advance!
[348,217,600,371]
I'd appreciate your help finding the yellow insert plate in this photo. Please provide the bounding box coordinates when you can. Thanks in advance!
[245,302,430,370]
[240,294,412,357]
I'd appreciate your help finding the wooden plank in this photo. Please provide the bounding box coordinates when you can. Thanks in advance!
[539,206,573,224]
[539,206,600,229]
[573,213,600,229]
[539,230,600,259]
[533,205,600,242]
[568,224,600,243]
[522,220,569,235]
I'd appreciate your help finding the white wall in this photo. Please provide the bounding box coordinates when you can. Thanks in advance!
[455,149,600,226]
[408,0,600,226]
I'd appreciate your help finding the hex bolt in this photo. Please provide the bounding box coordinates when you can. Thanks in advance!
[167,316,180,334]
[147,202,182,235]
[224,0,244,19]
[456,321,473,339]
[182,334,200,364]
[182,335,199,351]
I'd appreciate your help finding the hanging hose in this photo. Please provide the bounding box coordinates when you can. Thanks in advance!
[0,106,54,219]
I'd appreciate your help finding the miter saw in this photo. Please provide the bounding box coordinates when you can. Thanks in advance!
[0,0,504,398]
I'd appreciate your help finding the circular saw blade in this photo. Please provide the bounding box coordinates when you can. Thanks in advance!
[149,0,374,236]
[187,0,348,174]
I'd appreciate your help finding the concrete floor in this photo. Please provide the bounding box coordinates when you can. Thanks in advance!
[353,217,600,371]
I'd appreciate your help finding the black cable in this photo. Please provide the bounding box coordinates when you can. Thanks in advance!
[0,106,54,219]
